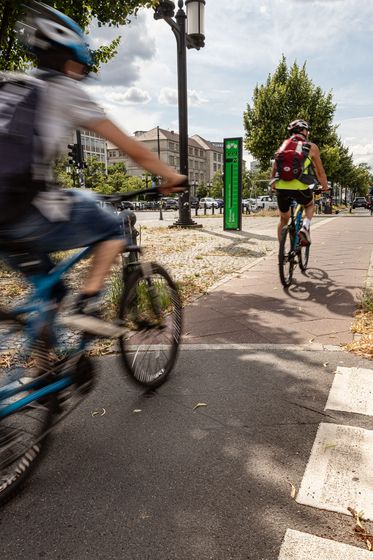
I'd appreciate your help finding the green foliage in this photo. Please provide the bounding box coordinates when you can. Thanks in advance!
[196,184,208,198]
[209,171,223,198]
[0,1,158,71]
[345,163,372,196]
[54,157,75,188]
[243,56,337,169]
[244,167,271,198]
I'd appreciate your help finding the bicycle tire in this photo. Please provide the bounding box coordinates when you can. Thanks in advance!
[0,312,55,505]
[279,226,295,288]
[299,244,310,271]
[118,263,182,388]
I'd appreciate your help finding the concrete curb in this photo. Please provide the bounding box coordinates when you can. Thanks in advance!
[365,246,373,289]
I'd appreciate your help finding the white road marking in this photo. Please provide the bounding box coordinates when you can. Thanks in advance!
[296,423,373,520]
[279,529,373,559]
[325,367,373,416]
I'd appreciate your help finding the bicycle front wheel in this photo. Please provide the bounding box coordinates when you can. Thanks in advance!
[118,263,182,388]
[299,243,310,271]
[0,313,54,505]
[279,226,295,287]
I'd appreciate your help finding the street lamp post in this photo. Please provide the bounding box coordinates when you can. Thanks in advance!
[154,0,205,228]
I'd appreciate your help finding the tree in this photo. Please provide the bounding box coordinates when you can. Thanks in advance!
[209,171,223,199]
[0,0,157,71]
[243,56,337,169]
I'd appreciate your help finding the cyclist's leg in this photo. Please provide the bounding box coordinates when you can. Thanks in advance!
[276,189,291,241]
[30,190,127,296]
[294,190,313,244]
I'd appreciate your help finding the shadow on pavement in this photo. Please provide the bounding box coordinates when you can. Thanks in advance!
[286,267,358,318]
[0,349,369,559]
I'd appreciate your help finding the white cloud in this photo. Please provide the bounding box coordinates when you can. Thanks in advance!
[85,85,151,105]
[86,1,373,158]
[158,88,208,106]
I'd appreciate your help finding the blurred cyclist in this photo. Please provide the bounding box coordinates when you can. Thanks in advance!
[0,1,185,335]
[270,119,329,245]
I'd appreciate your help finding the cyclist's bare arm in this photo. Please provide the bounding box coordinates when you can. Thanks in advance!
[269,161,277,191]
[88,119,186,195]
[309,143,329,191]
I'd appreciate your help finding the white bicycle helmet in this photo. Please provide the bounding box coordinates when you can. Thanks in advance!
[287,119,310,134]
[17,1,92,67]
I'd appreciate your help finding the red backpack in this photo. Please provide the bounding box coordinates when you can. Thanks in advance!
[275,135,311,182]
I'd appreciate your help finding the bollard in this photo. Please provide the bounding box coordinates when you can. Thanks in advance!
[220,206,222,214]
[195,205,198,216]
[159,202,163,221]
[212,204,215,215]
[204,203,207,215]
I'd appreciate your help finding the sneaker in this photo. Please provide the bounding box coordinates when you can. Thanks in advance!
[59,295,126,338]
[299,225,311,246]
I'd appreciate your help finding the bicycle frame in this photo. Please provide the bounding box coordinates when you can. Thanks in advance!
[0,246,93,420]
[290,202,303,252]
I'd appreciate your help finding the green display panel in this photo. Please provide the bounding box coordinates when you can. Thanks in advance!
[223,138,242,231]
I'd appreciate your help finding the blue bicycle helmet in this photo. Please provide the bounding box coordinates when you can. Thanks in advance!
[17,1,93,67]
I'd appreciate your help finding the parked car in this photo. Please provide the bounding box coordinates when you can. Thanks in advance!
[190,196,199,208]
[161,197,179,210]
[119,201,134,210]
[215,198,224,208]
[199,197,218,209]
[256,195,277,210]
[352,197,368,209]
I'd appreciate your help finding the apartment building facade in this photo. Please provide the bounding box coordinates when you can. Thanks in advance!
[107,127,224,188]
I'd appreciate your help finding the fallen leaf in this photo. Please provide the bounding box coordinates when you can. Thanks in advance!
[366,540,372,551]
[324,442,337,450]
[309,337,315,343]
[289,482,297,499]
[91,408,106,417]
[193,402,207,411]
[133,409,142,413]
[323,362,329,367]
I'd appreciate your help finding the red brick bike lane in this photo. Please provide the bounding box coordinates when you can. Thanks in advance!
[183,215,373,346]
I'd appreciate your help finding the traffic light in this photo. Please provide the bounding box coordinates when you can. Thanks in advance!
[68,143,79,165]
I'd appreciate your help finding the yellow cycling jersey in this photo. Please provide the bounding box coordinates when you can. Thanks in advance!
[276,156,312,191]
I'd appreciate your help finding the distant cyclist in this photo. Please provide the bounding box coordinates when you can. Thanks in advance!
[270,119,329,245]
[0,1,186,335]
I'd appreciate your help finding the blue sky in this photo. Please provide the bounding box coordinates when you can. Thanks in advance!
[86,0,373,165]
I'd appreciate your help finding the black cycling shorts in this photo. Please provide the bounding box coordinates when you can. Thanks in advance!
[276,188,313,213]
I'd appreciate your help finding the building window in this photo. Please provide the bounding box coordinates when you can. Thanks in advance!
[213,163,217,172]
[169,155,175,166]
[169,141,175,151]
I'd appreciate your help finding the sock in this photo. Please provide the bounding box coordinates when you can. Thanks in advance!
[303,218,311,230]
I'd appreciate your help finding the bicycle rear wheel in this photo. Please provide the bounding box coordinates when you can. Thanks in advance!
[0,312,54,505]
[118,263,182,388]
[279,226,295,287]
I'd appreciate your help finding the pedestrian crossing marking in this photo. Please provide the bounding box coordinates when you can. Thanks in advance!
[279,529,373,559]
[325,367,373,416]
[296,423,373,520]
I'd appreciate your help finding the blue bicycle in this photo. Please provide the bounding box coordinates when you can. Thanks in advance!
[0,191,182,505]
[278,189,322,288]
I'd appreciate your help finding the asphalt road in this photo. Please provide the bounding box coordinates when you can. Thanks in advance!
[1,347,372,560]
